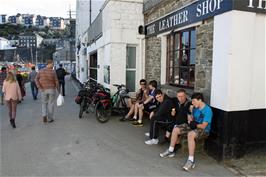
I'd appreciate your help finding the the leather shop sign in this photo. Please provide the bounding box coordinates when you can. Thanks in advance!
[145,0,266,37]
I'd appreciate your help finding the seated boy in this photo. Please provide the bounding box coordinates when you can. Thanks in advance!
[120,79,148,121]
[160,92,213,172]
[132,80,157,127]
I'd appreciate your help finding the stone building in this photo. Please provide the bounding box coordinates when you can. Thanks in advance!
[144,0,266,160]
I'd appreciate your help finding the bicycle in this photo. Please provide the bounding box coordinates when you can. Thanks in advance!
[95,84,130,123]
[76,81,106,118]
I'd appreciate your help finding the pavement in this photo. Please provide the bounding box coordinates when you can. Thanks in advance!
[1,76,238,176]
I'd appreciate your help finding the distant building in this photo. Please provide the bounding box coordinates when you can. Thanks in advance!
[0,37,16,62]
[49,17,65,30]
[8,15,17,24]
[21,14,36,27]
[18,33,43,48]
[0,37,15,50]
[0,15,7,24]
[35,15,50,28]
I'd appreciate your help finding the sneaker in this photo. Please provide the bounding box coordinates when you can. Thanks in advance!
[160,149,175,158]
[145,132,150,137]
[145,139,159,145]
[119,116,128,122]
[183,160,195,171]
[129,117,137,121]
[48,119,54,123]
[132,121,143,127]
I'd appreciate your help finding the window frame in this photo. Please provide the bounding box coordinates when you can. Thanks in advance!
[166,27,196,89]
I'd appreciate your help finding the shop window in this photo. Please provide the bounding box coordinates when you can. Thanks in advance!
[166,28,196,88]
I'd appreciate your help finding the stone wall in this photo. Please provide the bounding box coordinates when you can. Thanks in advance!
[145,36,161,83]
[144,0,214,103]
[144,0,194,84]
[195,18,214,104]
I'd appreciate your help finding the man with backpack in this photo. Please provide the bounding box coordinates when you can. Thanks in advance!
[56,64,68,96]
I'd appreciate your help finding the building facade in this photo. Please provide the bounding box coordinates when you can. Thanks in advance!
[21,14,36,26]
[49,17,65,30]
[144,0,266,160]
[76,0,144,93]
[0,15,7,24]
[18,33,43,48]
[75,0,105,82]
[35,15,49,28]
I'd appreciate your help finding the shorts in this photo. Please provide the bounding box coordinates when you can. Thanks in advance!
[144,104,157,113]
[174,123,209,140]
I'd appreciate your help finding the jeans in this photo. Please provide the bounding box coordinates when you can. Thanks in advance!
[0,86,3,105]
[41,89,56,120]
[30,82,38,99]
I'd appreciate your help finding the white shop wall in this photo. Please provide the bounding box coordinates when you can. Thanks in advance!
[211,11,266,112]
[86,0,144,93]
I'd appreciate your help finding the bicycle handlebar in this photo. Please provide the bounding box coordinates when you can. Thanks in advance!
[113,84,126,88]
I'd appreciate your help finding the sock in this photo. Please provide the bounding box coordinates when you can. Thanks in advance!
[133,116,137,119]
[138,119,142,123]
[188,156,194,162]
[169,146,174,152]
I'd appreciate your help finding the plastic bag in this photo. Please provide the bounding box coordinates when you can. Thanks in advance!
[57,94,64,106]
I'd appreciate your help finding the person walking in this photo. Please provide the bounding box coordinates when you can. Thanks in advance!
[2,71,22,128]
[16,73,26,101]
[0,67,7,105]
[56,64,68,96]
[35,59,59,123]
[28,66,38,100]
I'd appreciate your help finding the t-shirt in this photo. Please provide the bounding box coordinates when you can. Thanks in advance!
[29,71,38,82]
[192,104,213,133]
[145,89,157,109]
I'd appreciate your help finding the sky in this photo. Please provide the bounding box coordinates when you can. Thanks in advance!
[0,0,76,18]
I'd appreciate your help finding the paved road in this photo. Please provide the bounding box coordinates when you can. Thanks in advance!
[0,77,235,176]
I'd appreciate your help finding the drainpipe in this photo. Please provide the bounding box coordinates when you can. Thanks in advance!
[89,0,92,25]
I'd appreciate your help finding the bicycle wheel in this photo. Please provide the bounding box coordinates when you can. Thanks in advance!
[95,102,111,123]
[79,100,85,118]
[119,97,129,116]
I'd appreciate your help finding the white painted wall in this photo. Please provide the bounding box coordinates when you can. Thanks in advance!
[85,0,144,92]
[211,10,266,112]
[75,0,105,82]
[160,35,167,85]
[0,38,10,49]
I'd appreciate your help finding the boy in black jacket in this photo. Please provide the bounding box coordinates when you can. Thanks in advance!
[145,90,175,145]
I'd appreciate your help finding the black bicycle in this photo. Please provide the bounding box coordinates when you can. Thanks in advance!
[76,81,105,118]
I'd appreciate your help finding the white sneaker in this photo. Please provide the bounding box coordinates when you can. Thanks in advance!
[145,139,159,145]
[145,132,150,137]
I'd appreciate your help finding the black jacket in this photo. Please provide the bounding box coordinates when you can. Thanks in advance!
[56,68,67,81]
[172,98,191,125]
[153,95,175,121]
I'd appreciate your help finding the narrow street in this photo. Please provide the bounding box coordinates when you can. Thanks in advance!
[0,77,235,176]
